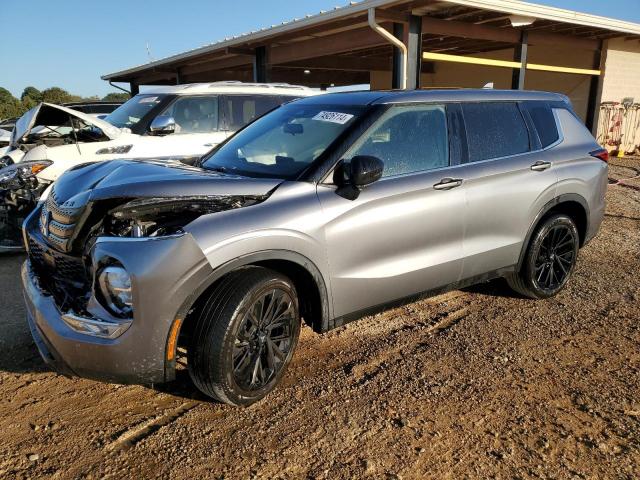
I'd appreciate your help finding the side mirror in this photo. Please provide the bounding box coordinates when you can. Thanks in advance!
[149,116,176,136]
[350,155,384,188]
[334,155,384,200]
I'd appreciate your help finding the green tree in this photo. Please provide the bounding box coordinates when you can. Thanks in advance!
[21,96,38,111]
[41,87,82,105]
[102,92,130,102]
[21,86,42,103]
[0,87,23,120]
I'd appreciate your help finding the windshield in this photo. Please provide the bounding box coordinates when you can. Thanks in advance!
[104,94,165,129]
[202,103,364,179]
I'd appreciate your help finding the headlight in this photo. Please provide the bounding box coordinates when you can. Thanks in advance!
[97,264,133,317]
[0,168,17,183]
[0,161,52,188]
[0,156,13,169]
[96,144,133,155]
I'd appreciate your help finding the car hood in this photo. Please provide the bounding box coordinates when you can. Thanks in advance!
[11,102,121,147]
[52,158,284,205]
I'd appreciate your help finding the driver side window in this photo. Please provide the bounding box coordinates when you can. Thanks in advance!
[159,96,219,134]
[345,104,449,178]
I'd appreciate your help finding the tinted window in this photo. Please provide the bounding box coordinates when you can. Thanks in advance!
[81,104,120,114]
[160,95,219,133]
[525,103,559,148]
[462,102,530,162]
[346,104,449,178]
[225,95,284,130]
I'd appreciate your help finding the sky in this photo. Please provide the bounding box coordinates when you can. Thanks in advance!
[2,0,640,98]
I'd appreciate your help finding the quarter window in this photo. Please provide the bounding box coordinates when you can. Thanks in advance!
[345,104,449,178]
[524,103,559,148]
[462,102,530,162]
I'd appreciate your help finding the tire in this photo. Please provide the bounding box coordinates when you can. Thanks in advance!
[507,214,580,299]
[188,266,300,406]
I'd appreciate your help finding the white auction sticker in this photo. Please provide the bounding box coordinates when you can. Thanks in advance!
[312,111,354,124]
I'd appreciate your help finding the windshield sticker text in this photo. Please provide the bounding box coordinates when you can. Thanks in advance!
[312,111,354,124]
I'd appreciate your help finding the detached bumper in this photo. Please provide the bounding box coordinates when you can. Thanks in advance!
[22,232,213,385]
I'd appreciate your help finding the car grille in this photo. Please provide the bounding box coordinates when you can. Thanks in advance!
[39,188,84,253]
[28,235,91,314]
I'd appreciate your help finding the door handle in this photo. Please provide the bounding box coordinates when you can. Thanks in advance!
[433,177,463,190]
[531,161,551,171]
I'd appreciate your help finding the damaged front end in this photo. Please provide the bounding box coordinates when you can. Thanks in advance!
[0,160,52,251]
[26,188,269,322]
[104,195,265,238]
[25,158,280,339]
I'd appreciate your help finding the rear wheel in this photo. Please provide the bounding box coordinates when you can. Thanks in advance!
[188,267,300,406]
[507,214,579,299]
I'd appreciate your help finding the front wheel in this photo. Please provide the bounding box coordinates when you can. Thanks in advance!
[188,266,300,406]
[507,214,580,299]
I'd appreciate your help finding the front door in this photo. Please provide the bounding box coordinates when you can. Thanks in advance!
[317,104,466,318]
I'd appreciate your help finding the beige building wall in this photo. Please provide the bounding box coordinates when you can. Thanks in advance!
[600,37,640,102]
[369,44,596,120]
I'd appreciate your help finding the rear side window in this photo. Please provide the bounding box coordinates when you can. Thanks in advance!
[524,102,559,148]
[462,102,530,162]
[225,95,283,130]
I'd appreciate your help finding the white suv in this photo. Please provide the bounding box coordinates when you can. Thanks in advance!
[0,82,317,249]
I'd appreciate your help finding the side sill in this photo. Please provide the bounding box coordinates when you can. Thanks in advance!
[328,266,514,331]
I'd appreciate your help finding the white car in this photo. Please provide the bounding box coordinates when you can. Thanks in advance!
[2,82,317,181]
[0,82,317,249]
[0,128,10,155]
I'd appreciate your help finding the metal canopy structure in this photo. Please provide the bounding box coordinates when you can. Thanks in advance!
[102,0,640,129]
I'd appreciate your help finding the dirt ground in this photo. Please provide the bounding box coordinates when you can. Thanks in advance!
[1,159,639,480]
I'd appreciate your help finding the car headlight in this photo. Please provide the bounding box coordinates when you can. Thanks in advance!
[0,167,18,184]
[0,156,13,169]
[0,161,52,188]
[96,144,133,155]
[97,264,133,317]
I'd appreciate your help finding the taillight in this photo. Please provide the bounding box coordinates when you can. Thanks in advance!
[589,148,609,163]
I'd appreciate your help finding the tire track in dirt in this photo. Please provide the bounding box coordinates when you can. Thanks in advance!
[105,401,200,452]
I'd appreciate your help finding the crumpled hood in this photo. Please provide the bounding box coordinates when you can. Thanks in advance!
[52,158,283,206]
[11,102,121,148]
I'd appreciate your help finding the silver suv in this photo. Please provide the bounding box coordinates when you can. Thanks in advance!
[22,90,608,406]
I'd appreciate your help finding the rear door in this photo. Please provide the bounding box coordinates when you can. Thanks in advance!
[316,103,466,318]
[459,101,559,279]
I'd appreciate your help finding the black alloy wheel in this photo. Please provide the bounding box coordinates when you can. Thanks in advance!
[507,214,580,299]
[188,266,301,406]
[531,224,576,293]
[232,287,297,391]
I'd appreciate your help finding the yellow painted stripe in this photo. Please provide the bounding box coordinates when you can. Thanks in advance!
[526,63,601,75]
[422,52,601,76]
[423,52,522,69]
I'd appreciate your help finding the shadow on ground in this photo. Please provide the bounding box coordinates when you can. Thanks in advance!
[461,277,523,299]
[0,253,48,375]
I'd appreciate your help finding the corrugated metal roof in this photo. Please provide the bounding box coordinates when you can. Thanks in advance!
[102,0,640,81]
